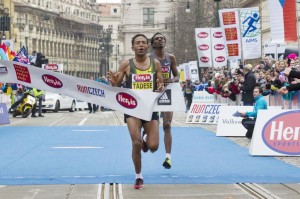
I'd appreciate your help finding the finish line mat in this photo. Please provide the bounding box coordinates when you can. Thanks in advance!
[0,126,300,185]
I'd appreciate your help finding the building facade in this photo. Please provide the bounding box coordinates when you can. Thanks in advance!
[120,0,173,60]
[7,0,105,78]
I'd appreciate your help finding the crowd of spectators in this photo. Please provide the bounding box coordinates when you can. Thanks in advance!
[182,55,300,104]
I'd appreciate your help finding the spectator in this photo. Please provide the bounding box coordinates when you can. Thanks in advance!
[239,64,257,106]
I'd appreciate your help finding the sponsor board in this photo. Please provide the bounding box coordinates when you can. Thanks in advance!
[192,91,214,103]
[250,109,300,156]
[0,103,10,125]
[186,103,226,124]
[216,106,282,137]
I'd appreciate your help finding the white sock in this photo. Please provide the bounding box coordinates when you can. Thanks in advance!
[166,153,171,159]
[136,173,143,179]
[143,133,147,142]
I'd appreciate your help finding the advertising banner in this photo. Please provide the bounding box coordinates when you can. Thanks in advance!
[211,28,227,68]
[186,103,226,124]
[217,106,283,137]
[239,7,261,59]
[250,109,300,156]
[0,60,185,121]
[192,91,214,104]
[219,8,242,59]
[195,28,212,67]
[188,61,199,82]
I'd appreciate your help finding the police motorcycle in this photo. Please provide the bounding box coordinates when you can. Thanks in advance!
[10,88,36,118]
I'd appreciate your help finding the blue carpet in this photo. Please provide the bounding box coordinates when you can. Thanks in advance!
[0,126,300,185]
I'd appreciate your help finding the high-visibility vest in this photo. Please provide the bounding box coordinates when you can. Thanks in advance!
[32,88,44,97]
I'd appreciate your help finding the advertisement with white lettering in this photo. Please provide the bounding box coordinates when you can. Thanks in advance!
[195,28,212,67]
[250,109,300,156]
[186,103,226,124]
[219,8,242,59]
[211,28,227,68]
[0,60,185,121]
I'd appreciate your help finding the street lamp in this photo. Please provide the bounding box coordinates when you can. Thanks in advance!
[185,1,191,13]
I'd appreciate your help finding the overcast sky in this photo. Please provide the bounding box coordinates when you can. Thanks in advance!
[97,0,121,3]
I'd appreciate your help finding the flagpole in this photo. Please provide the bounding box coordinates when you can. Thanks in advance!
[297,1,300,58]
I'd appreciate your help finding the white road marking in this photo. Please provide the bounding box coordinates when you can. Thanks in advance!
[97,184,102,199]
[78,118,87,126]
[51,146,104,149]
[72,129,108,132]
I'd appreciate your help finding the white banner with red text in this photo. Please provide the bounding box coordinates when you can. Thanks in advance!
[250,109,300,156]
[0,60,185,121]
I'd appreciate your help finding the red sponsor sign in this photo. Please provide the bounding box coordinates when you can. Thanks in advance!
[222,11,236,25]
[197,32,208,38]
[42,74,63,88]
[44,64,59,71]
[213,32,222,38]
[227,44,239,56]
[262,111,300,155]
[200,57,210,63]
[13,64,31,83]
[214,44,225,50]
[198,44,209,51]
[215,56,225,62]
[116,92,137,109]
[224,28,238,41]
[133,74,152,82]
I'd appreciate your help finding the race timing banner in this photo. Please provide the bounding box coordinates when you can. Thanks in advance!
[0,60,185,121]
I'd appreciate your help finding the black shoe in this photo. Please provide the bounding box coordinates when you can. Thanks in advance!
[38,114,44,117]
[163,158,171,169]
[132,178,143,189]
[31,115,37,118]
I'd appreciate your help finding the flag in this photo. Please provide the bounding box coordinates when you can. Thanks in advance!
[268,0,297,43]
[13,46,29,64]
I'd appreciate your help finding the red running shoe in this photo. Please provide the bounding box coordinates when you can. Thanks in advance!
[132,178,144,189]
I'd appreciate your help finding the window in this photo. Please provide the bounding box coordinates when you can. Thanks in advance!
[113,8,118,13]
[143,8,154,26]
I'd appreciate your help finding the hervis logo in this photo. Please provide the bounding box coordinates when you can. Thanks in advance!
[197,32,208,38]
[158,89,171,105]
[116,92,137,109]
[262,110,300,155]
[42,74,63,88]
[200,56,210,63]
[198,44,209,51]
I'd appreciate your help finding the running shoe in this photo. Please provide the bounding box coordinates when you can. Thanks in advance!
[132,178,144,189]
[142,131,148,153]
[163,158,171,169]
